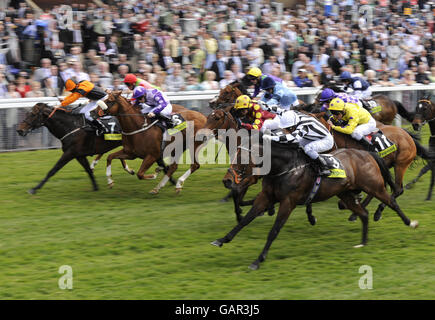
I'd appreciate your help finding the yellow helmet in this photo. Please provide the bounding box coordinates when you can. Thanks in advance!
[328,98,345,111]
[247,67,262,78]
[65,79,78,91]
[234,95,251,109]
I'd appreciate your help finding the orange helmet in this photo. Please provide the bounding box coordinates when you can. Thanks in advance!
[124,74,137,84]
[65,79,78,91]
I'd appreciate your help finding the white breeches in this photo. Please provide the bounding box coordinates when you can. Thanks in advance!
[299,134,334,159]
[260,116,281,132]
[141,103,173,117]
[80,95,108,121]
[352,88,372,100]
[351,117,377,140]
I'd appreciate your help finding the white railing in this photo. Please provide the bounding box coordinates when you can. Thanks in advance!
[1,84,434,152]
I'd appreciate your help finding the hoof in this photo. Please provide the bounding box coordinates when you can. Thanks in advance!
[128,170,135,176]
[211,240,223,247]
[149,188,159,195]
[175,188,182,194]
[142,174,157,180]
[425,197,432,201]
[309,216,317,226]
[374,211,382,222]
[220,197,230,203]
[267,208,275,216]
[348,214,357,222]
[353,244,365,248]
[28,188,36,195]
[405,183,413,190]
[248,261,260,270]
[108,182,114,189]
[410,220,419,229]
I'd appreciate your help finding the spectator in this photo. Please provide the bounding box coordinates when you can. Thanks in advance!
[210,51,227,82]
[229,63,244,81]
[294,69,314,88]
[400,70,416,86]
[364,70,377,86]
[201,71,219,90]
[389,69,402,85]
[429,66,435,83]
[377,71,395,87]
[43,65,64,96]
[281,72,296,87]
[219,70,235,89]
[33,58,52,83]
[165,63,185,92]
[185,76,204,91]
[15,75,31,98]
[25,80,45,97]
[415,65,430,84]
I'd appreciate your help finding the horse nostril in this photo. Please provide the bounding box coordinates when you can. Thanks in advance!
[222,179,233,189]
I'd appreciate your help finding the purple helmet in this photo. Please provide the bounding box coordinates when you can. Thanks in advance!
[319,88,336,102]
[132,86,146,100]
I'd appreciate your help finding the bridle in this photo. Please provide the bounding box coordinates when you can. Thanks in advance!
[208,109,239,137]
[210,84,244,109]
[415,99,435,124]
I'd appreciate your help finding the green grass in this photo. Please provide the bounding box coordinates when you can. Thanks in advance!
[0,127,434,300]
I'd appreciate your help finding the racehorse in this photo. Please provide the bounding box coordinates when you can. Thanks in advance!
[313,114,425,221]
[99,91,207,194]
[16,103,135,194]
[211,135,419,270]
[406,97,435,200]
[302,85,414,125]
[208,80,306,110]
[203,106,277,222]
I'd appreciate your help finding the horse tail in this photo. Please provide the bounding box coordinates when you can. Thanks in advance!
[394,100,414,123]
[368,151,398,195]
[405,129,432,161]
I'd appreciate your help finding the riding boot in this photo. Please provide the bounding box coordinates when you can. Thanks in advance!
[157,114,174,128]
[359,137,377,152]
[314,156,332,176]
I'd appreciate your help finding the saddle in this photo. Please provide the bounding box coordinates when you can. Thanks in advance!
[364,130,397,157]
[83,115,122,140]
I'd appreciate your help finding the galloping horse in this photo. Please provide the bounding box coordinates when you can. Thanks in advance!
[203,106,276,222]
[313,114,422,221]
[211,136,418,270]
[406,97,435,200]
[16,103,135,194]
[100,91,207,194]
[302,85,414,125]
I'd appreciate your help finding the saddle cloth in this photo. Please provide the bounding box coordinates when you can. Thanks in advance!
[365,130,397,158]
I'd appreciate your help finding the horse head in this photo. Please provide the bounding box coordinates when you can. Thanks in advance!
[204,108,239,137]
[101,90,125,116]
[413,96,435,131]
[17,103,52,136]
[209,81,246,110]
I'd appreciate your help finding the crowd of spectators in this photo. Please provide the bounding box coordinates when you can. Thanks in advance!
[0,0,434,100]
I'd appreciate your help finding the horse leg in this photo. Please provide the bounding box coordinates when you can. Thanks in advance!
[150,162,178,195]
[338,193,369,247]
[426,164,435,201]
[405,163,431,190]
[28,151,75,194]
[156,157,175,185]
[120,159,135,175]
[373,164,407,221]
[106,149,136,188]
[90,154,103,171]
[175,140,204,193]
[211,191,271,248]
[220,190,233,202]
[348,194,373,222]
[249,198,296,270]
[306,204,316,226]
[76,156,99,191]
[371,188,418,228]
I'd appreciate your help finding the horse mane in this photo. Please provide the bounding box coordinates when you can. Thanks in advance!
[230,80,249,96]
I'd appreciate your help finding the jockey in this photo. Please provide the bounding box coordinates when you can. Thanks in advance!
[241,67,283,98]
[263,110,335,175]
[58,78,108,133]
[131,86,173,126]
[318,88,361,112]
[232,95,276,131]
[260,76,299,111]
[328,97,377,151]
[123,73,159,91]
[339,71,372,100]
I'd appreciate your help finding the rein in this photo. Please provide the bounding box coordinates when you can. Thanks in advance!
[121,120,159,136]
